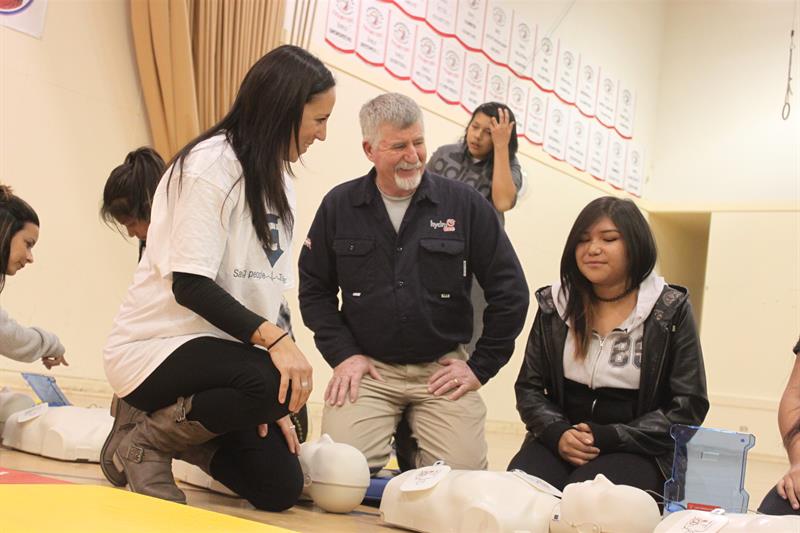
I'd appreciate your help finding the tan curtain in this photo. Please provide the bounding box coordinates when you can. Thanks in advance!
[130,0,286,159]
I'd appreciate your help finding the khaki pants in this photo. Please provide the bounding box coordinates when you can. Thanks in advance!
[321,348,488,471]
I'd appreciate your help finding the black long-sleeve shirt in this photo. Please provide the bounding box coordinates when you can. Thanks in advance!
[298,169,529,384]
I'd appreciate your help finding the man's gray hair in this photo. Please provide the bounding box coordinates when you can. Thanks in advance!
[359,93,423,144]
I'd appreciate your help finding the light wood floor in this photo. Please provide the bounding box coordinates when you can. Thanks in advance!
[0,391,789,532]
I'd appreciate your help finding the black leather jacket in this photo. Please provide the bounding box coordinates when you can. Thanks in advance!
[515,283,709,476]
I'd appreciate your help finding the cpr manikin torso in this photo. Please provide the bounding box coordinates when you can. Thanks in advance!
[381,467,660,533]
[655,510,800,532]
[0,389,113,463]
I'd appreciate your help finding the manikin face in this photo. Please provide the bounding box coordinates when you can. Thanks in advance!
[288,87,336,163]
[6,222,38,275]
[363,121,427,197]
[554,474,660,533]
[115,216,149,241]
[575,216,629,290]
[466,112,494,160]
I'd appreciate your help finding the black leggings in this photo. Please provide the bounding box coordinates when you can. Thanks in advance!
[124,336,303,511]
[507,435,665,499]
[758,486,800,515]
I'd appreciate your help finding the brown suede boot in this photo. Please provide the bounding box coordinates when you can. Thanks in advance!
[175,439,220,476]
[100,395,145,487]
[113,396,217,504]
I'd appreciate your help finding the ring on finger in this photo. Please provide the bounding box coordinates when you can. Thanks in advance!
[453,377,460,386]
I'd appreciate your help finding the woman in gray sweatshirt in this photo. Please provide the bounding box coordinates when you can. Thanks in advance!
[0,185,68,369]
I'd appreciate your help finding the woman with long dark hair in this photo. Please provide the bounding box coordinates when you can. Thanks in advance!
[98,145,309,487]
[102,45,335,510]
[0,185,68,369]
[508,196,708,499]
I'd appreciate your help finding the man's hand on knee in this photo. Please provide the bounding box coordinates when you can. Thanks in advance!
[325,354,384,406]
[428,358,480,400]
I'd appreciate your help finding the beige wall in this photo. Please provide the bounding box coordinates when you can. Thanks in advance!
[651,0,800,209]
[649,212,710,325]
[701,210,800,459]
[0,1,150,388]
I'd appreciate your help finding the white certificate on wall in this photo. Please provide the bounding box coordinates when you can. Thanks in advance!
[532,36,558,91]
[411,23,442,93]
[605,131,627,189]
[565,108,590,171]
[586,121,609,180]
[426,0,457,36]
[624,143,644,197]
[455,0,487,50]
[325,0,360,52]
[524,85,548,144]
[507,77,529,133]
[486,63,510,103]
[576,61,599,117]
[356,0,390,65]
[615,83,636,139]
[385,9,417,80]
[395,0,427,18]
[543,95,570,161]
[554,47,580,104]
[482,1,513,65]
[596,70,618,127]
[509,20,536,79]
[437,38,466,104]
[461,50,488,113]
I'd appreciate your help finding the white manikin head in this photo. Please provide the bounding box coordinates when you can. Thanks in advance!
[298,434,370,513]
[551,474,661,533]
[0,388,34,433]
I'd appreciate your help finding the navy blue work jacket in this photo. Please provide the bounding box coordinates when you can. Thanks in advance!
[298,169,529,384]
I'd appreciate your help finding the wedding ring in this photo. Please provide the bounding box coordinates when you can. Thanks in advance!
[454,378,460,386]
[300,381,310,389]
[288,425,296,430]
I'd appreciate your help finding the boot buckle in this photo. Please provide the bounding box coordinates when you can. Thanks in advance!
[126,445,144,463]
[175,397,187,423]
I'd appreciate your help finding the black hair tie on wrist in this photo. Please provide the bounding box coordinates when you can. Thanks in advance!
[267,331,289,350]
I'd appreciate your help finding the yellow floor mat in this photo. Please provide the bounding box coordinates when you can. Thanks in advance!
[0,484,297,533]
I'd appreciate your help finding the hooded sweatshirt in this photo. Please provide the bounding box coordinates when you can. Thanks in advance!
[551,274,665,428]
[553,273,665,390]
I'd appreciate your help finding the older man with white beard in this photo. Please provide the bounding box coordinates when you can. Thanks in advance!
[299,93,528,471]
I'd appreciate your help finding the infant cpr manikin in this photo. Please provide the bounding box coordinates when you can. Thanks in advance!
[174,433,370,513]
[380,467,660,533]
[298,433,370,513]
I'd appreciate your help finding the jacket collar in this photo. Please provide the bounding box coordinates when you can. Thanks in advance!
[535,283,689,331]
[349,168,441,207]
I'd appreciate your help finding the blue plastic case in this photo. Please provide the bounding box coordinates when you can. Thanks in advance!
[21,373,71,407]
[663,424,755,515]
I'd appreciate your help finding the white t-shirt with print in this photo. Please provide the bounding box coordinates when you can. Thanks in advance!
[104,134,295,396]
